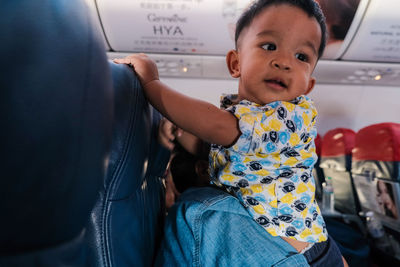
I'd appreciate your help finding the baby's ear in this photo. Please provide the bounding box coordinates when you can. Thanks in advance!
[305,77,316,95]
[226,50,240,78]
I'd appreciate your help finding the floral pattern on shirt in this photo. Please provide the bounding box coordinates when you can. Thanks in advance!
[209,94,328,243]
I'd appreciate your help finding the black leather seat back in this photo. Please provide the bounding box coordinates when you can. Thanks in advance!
[0,0,113,263]
[85,62,170,267]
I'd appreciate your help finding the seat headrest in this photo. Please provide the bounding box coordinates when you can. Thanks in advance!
[321,128,356,157]
[353,123,400,162]
[0,0,113,253]
[315,134,322,156]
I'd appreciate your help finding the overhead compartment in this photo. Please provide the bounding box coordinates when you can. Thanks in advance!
[317,0,369,60]
[341,0,400,62]
[95,0,371,59]
[95,0,250,55]
[83,0,110,50]
[89,0,400,85]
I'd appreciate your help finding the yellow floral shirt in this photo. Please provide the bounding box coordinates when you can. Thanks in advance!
[209,94,327,243]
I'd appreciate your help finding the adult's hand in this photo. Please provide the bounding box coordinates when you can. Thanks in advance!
[158,118,182,151]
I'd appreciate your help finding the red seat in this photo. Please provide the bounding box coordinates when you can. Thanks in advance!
[352,123,400,179]
[320,128,356,171]
[315,133,322,156]
[352,123,400,229]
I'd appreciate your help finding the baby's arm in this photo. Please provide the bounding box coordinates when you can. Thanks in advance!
[114,54,240,146]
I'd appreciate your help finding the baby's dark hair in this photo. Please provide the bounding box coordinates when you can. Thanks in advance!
[235,0,327,58]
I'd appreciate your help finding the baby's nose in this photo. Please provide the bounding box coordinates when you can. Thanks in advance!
[271,58,291,71]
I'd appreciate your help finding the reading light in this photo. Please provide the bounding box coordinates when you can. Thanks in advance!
[374,75,382,81]
[182,67,188,73]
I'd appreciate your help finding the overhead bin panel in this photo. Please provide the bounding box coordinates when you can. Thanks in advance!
[84,0,110,50]
[99,0,400,85]
[97,0,370,59]
[96,0,249,55]
[342,0,400,63]
[317,0,369,60]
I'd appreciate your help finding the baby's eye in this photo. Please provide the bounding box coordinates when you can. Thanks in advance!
[262,43,276,51]
[295,53,308,62]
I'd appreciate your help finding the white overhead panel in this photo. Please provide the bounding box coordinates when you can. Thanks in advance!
[84,0,110,50]
[342,0,400,63]
[319,0,370,60]
[96,0,372,59]
[108,52,231,79]
[96,0,250,54]
[109,52,400,86]
[102,0,400,85]
[313,60,400,87]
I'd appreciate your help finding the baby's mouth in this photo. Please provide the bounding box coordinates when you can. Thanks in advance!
[265,79,287,89]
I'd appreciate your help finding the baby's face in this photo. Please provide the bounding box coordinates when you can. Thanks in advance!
[233,4,321,105]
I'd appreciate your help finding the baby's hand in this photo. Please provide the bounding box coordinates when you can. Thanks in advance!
[113,54,159,87]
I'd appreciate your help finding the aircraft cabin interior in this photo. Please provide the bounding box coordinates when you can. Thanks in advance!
[2,0,400,266]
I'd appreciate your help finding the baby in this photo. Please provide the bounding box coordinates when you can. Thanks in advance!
[116,0,347,264]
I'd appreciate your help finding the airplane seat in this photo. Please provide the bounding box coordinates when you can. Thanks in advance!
[319,129,370,266]
[0,0,113,265]
[0,0,170,266]
[320,128,360,215]
[352,123,400,231]
[85,62,170,267]
[313,134,325,201]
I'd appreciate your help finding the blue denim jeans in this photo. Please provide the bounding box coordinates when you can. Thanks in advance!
[304,235,344,267]
[156,186,309,266]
